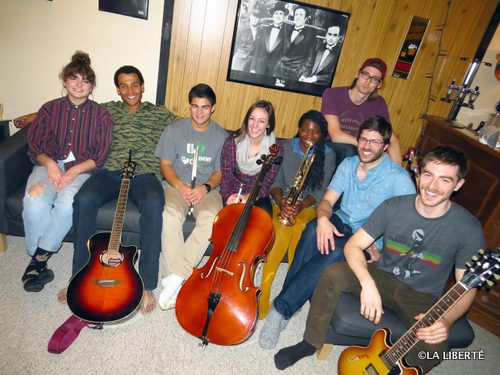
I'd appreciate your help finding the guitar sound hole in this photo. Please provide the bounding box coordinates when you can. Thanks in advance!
[99,252,124,268]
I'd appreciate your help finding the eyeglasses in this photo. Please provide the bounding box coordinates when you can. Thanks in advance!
[359,70,382,85]
[358,136,385,146]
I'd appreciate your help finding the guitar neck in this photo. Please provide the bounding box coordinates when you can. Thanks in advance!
[108,178,131,252]
[383,282,469,368]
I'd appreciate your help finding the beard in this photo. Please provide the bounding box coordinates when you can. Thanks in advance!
[358,146,385,164]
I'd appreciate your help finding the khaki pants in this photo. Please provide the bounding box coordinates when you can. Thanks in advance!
[161,185,222,279]
[304,262,447,373]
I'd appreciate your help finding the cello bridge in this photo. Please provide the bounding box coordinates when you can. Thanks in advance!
[215,267,234,276]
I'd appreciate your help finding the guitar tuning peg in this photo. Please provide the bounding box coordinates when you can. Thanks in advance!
[465,262,471,268]
[472,255,479,261]
[478,249,485,254]
[494,273,500,281]
[486,280,494,287]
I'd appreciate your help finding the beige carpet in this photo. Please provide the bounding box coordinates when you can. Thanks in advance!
[0,235,498,375]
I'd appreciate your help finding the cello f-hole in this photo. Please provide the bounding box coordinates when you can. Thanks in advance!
[201,256,220,279]
[237,262,249,292]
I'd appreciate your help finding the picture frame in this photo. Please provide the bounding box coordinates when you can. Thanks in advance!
[98,0,149,20]
[227,0,350,97]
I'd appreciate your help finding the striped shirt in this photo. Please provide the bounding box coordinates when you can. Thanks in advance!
[28,96,113,170]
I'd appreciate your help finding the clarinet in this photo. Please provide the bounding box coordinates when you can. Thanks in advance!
[188,146,199,216]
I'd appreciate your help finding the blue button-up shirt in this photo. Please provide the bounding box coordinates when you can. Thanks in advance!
[329,154,416,248]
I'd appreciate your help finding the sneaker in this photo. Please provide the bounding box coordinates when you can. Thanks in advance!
[158,274,184,310]
[161,285,181,310]
[259,306,289,349]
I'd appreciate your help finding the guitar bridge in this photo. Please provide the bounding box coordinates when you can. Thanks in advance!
[94,279,122,287]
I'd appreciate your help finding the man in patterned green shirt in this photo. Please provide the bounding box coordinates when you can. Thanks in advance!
[61,66,177,314]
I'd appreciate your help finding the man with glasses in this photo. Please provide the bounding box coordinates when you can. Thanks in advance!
[155,83,227,310]
[259,116,415,350]
[321,58,402,165]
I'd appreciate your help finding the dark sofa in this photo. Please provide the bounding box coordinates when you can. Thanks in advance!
[0,126,473,358]
[0,125,196,251]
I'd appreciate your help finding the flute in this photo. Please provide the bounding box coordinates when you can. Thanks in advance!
[188,146,199,216]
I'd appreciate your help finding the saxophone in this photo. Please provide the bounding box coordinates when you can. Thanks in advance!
[277,144,316,226]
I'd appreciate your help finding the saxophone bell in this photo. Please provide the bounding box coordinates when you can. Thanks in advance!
[277,144,315,226]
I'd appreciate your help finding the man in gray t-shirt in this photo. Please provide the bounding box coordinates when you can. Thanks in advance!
[154,84,227,310]
[275,146,484,373]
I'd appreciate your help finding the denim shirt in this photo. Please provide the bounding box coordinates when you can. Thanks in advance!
[328,154,416,248]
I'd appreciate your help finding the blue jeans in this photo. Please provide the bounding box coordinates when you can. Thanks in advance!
[273,214,352,319]
[22,165,90,255]
[72,170,164,290]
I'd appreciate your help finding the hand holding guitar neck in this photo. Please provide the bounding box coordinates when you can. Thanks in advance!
[338,249,499,375]
[188,146,199,216]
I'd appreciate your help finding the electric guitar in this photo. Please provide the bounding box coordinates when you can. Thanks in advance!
[338,249,499,375]
[67,153,144,323]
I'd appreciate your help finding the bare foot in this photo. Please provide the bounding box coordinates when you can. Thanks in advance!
[139,290,156,315]
[57,287,67,304]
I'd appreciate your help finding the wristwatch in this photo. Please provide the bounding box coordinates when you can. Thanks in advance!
[202,183,212,193]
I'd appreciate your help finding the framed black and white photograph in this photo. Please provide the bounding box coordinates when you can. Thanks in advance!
[99,0,149,20]
[227,0,350,96]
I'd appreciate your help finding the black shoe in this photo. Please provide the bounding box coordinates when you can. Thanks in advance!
[22,270,44,292]
[38,266,55,284]
[22,256,54,292]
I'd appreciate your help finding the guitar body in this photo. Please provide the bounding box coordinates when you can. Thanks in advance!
[67,232,144,323]
[338,329,421,375]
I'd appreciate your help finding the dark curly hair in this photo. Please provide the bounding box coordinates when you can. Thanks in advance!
[297,110,328,191]
[60,51,96,85]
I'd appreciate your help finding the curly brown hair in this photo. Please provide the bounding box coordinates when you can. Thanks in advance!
[60,51,96,85]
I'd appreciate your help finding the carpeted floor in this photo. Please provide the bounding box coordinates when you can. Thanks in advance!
[0,235,498,375]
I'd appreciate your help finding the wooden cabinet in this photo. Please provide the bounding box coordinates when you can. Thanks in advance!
[418,116,499,336]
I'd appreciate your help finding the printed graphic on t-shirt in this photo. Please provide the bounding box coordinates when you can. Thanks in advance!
[182,143,211,165]
[385,229,442,280]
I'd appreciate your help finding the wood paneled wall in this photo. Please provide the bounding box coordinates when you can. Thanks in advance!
[163,0,497,153]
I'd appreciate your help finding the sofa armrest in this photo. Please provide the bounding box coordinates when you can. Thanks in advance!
[0,126,32,232]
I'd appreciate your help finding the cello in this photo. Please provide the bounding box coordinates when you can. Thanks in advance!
[175,145,281,346]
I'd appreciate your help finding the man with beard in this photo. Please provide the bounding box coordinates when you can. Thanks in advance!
[260,116,415,349]
[274,146,483,372]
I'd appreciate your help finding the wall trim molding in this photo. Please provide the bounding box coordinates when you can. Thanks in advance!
[156,0,175,105]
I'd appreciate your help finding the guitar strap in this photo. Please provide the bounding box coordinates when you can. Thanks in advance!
[48,315,102,354]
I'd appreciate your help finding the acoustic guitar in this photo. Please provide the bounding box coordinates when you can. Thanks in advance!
[67,154,144,323]
[338,249,499,375]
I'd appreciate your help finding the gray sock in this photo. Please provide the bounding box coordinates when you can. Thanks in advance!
[259,305,289,349]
